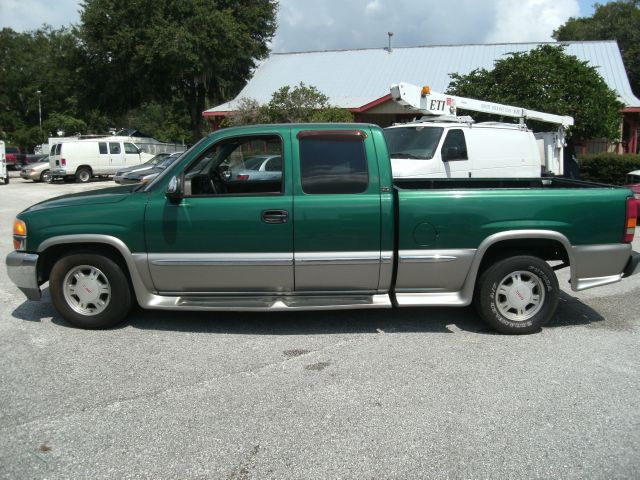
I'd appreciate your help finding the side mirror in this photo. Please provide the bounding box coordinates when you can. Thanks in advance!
[165,175,184,200]
[442,146,460,161]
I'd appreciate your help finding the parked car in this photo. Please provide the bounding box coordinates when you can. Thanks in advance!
[624,170,640,217]
[20,157,51,183]
[114,153,172,184]
[226,155,282,181]
[5,146,26,170]
[118,152,183,185]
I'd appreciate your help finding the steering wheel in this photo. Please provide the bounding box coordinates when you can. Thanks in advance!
[209,168,225,194]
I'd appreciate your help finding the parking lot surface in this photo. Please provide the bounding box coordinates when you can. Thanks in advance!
[1,174,639,479]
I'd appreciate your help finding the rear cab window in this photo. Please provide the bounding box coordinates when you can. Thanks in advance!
[297,130,369,194]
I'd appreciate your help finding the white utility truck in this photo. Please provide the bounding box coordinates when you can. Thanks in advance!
[385,82,575,178]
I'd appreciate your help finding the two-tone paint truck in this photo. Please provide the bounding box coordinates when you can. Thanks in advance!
[6,124,639,333]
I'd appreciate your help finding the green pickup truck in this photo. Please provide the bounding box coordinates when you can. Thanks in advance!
[6,124,640,333]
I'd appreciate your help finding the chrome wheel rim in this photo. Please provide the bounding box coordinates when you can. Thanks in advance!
[79,171,90,182]
[495,270,545,322]
[63,265,111,316]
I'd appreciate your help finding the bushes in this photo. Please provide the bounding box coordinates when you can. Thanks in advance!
[578,153,640,184]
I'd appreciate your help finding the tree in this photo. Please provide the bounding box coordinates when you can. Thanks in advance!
[0,26,82,148]
[446,45,623,141]
[553,1,640,95]
[78,0,278,142]
[225,83,354,126]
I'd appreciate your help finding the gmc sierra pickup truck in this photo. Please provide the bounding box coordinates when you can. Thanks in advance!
[6,124,640,333]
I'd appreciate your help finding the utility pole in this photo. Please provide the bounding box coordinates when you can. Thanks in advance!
[36,90,42,136]
[387,32,394,53]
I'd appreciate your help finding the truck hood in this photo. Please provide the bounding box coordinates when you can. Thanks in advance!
[24,185,140,212]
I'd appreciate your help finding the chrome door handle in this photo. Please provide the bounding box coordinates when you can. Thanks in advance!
[261,210,289,224]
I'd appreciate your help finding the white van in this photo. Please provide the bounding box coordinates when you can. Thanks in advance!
[49,139,154,182]
[0,141,8,184]
[384,120,545,179]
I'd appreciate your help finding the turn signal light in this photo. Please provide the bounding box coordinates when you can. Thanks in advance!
[624,197,637,243]
[13,219,26,236]
[13,219,27,250]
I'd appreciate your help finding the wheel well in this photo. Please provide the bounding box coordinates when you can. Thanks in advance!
[76,165,93,175]
[476,238,569,278]
[38,243,131,286]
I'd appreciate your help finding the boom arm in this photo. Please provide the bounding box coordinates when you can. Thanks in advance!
[390,82,574,128]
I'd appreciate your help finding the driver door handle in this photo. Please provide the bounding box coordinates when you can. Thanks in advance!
[261,210,289,224]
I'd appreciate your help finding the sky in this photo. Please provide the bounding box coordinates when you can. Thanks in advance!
[0,0,616,52]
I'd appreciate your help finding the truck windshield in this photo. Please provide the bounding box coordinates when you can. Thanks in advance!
[383,126,443,160]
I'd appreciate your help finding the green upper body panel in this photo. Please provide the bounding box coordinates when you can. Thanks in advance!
[15,123,633,255]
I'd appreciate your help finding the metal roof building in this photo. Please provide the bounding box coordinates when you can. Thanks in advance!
[204,41,640,153]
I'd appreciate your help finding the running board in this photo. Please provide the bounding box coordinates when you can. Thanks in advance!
[142,293,393,311]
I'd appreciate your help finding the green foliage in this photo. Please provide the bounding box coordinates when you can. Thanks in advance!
[117,101,191,143]
[0,26,81,148]
[225,83,354,126]
[78,0,278,142]
[43,113,88,137]
[553,0,640,95]
[447,45,623,141]
[578,153,640,184]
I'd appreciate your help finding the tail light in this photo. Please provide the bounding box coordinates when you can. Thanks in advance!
[61,158,66,166]
[236,174,250,181]
[624,197,637,243]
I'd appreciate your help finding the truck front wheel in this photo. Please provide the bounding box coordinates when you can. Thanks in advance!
[474,255,559,334]
[49,253,132,329]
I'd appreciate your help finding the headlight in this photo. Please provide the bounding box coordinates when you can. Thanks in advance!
[13,219,27,250]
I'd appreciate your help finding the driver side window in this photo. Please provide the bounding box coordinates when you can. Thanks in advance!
[184,135,283,196]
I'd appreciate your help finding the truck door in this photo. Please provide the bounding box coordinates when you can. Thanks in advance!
[144,132,294,293]
[292,128,382,291]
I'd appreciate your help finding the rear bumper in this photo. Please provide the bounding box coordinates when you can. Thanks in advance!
[6,251,41,300]
[50,168,68,178]
[623,251,640,278]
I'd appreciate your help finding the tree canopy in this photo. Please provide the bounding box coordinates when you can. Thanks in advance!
[225,83,354,126]
[78,0,278,142]
[446,45,623,141]
[553,0,640,96]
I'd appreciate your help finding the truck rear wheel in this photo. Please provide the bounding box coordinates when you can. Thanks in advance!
[474,255,559,334]
[49,253,132,329]
[75,167,92,183]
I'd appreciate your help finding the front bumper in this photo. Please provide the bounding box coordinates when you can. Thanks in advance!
[6,251,41,300]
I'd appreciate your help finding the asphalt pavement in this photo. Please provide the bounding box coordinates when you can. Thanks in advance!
[0,173,639,479]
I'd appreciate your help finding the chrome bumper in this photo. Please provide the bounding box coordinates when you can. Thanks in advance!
[6,251,41,300]
[50,168,67,177]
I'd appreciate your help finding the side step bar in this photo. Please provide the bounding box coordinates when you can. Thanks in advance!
[142,293,393,311]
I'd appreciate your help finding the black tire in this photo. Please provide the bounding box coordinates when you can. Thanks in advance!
[40,170,51,183]
[4,175,9,184]
[474,255,559,334]
[75,167,92,183]
[49,253,132,329]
